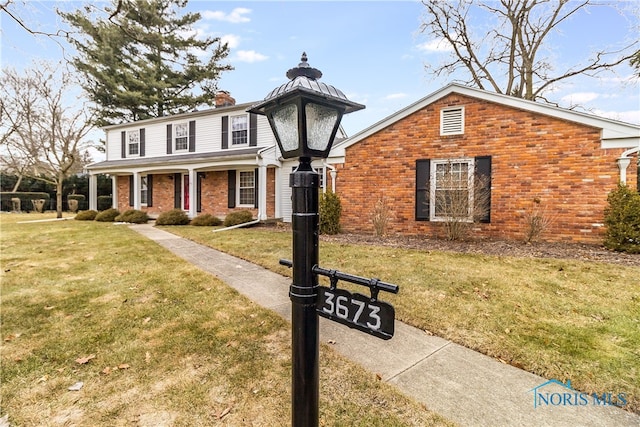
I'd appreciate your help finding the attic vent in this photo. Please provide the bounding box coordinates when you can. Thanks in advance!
[440,107,464,135]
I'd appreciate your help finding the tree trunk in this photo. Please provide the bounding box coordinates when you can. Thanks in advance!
[56,176,63,218]
[11,174,23,192]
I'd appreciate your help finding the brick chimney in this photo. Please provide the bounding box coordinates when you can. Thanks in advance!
[215,91,236,108]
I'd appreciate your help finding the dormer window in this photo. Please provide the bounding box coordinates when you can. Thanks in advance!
[175,123,188,151]
[231,115,248,145]
[440,107,464,135]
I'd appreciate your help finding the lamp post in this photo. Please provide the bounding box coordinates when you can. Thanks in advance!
[248,53,364,427]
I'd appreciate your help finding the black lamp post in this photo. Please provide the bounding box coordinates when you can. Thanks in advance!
[248,53,364,427]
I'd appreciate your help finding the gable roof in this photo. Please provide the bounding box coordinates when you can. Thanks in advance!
[332,83,640,154]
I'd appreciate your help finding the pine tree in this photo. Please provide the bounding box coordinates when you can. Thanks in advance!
[61,0,232,126]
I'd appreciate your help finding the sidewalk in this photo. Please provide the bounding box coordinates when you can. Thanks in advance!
[130,224,639,427]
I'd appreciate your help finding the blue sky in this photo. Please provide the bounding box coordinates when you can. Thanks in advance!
[1,0,639,150]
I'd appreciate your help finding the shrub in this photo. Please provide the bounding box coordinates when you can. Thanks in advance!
[75,210,98,221]
[523,198,554,243]
[319,191,341,235]
[1,192,50,212]
[371,196,392,237]
[223,210,254,227]
[115,209,149,224]
[604,184,640,254]
[156,209,190,226]
[97,196,113,211]
[190,213,222,226]
[95,208,120,222]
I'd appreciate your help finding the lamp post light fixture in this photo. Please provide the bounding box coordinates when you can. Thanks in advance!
[248,53,364,427]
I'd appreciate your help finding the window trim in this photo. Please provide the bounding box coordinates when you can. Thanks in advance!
[429,158,474,222]
[174,122,189,152]
[127,130,140,157]
[237,169,255,207]
[231,115,248,146]
[440,106,465,136]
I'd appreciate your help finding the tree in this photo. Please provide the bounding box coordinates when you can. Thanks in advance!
[420,0,638,102]
[60,0,233,127]
[0,63,95,218]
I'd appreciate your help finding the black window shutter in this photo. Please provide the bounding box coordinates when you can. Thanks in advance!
[416,159,430,221]
[174,173,181,208]
[222,116,229,149]
[254,168,259,208]
[121,131,126,158]
[197,173,202,213]
[249,113,258,147]
[228,170,236,208]
[128,175,134,206]
[166,124,173,154]
[139,128,146,157]
[475,156,492,223]
[147,174,153,207]
[188,120,196,152]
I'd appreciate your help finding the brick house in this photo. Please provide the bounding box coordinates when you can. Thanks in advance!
[86,92,344,221]
[326,84,640,243]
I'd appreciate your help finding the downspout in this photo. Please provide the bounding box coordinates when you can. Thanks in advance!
[322,161,336,193]
[617,146,640,185]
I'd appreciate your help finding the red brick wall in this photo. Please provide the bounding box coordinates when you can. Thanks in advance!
[336,93,636,243]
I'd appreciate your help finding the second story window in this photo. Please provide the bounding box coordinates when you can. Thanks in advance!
[231,115,248,145]
[128,130,140,156]
[175,123,188,151]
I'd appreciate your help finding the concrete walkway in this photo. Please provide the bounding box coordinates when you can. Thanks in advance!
[130,224,639,427]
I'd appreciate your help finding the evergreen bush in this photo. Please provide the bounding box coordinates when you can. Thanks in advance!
[156,209,190,225]
[604,184,640,253]
[97,196,113,211]
[75,210,98,221]
[95,208,120,222]
[190,213,222,226]
[223,210,254,227]
[319,191,341,235]
[115,209,149,224]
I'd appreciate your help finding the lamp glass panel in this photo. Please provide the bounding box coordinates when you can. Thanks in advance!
[305,103,339,151]
[271,103,299,153]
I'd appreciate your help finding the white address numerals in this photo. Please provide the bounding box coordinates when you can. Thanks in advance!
[321,290,381,330]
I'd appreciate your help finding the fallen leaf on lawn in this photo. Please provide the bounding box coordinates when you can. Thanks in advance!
[142,317,151,324]
[44,306,55,310]
[376,373,382,381]
[4,333,21,342]
[218,405,233,420]
[145,352,151,364]
[118,363,130,370]
[37,375,49,383]
[75,354,96,364]
[327,340,336,345]
[68,381,84,391]
[102,367,112,375]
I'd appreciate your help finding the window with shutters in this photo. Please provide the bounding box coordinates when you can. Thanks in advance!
[174,123,188,151]
[128,130,140,156]
[238,170,255,206]
[231,115,248,145]
[440,107,464,135]
[140,175,148,205]
[431,159,473,221]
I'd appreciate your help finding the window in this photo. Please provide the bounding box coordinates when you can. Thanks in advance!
[175,123,188,151]
[238,170,255,206]
[231,115,248,145]
[140,175,148,205]
[440,107,464,135]
[431,159,473,221]
[128,130,140,156]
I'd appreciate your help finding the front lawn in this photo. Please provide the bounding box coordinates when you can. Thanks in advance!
[0,214,450,426]
[163,225,640,415]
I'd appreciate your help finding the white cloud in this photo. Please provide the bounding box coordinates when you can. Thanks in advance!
[416,37,453,53]
[235,50,268,63]
[221,34,241,49]
[594,109,640,125]
[560,92,600,105]
[202,8,251,24]
[384,93,408,100]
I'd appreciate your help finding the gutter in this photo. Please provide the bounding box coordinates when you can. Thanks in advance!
[211,218,261,233]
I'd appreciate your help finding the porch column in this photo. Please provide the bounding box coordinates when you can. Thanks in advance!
[89,173,98,210]
[111,175,118,209]
[189,168,197,218]
[133,172,141,210]
[259,165,268,220]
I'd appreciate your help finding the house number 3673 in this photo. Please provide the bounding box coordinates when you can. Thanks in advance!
[321,290,381,330]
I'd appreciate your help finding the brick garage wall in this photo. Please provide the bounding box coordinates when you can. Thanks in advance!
[336,93,635,243]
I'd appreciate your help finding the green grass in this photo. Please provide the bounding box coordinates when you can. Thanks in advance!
[0,214,452,426]
[162,225,640,415]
